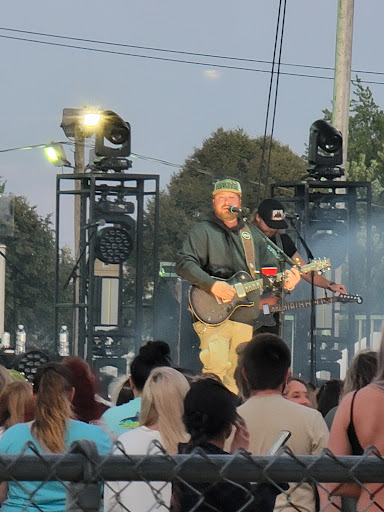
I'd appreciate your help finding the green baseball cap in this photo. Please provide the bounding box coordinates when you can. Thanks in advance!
[212,179,242,196]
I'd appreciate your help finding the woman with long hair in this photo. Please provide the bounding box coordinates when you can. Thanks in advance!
[325,349,377,429]
[0,362,111,512]
[63,356,104,423]
[0,381,35,438]
[101,340,173,437]
[105,366,190,512]
[327,335,384,509]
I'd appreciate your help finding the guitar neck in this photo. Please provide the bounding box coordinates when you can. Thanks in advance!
[242,262,325,295]
[271,296,339,313]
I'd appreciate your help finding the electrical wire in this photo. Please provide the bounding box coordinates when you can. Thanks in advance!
[1,26,384,78]
[257,0,288,202]
[1,30,384,84]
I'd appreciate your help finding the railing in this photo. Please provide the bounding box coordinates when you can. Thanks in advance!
[1,441,384,511]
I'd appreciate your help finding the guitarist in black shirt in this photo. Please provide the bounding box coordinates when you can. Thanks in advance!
[252,198,347,334]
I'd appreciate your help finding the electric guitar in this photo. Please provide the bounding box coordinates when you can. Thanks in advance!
[255,293,363,329]
[188,259,330,326]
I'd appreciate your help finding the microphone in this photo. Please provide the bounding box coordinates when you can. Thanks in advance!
[82,219,106,229]
[229,206,250,215]
[285,213,300,220]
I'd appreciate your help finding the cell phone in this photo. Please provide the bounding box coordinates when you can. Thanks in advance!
[267,430,291,455]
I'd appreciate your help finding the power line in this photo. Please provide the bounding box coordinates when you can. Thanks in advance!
[1,30,384,85]
[1,26,384,78]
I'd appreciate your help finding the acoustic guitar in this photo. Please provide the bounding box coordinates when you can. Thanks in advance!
[189,259,330,326]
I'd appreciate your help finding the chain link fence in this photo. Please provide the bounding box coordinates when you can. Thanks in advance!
[0,440,384,511]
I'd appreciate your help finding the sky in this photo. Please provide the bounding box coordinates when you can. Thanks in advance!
[1,0,384,248]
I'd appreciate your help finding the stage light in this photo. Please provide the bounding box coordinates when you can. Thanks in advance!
[13,350,51,382]
[83,112,101,127]
[95,110,131,158]
[44,143,72,168]
[308,120,344,179]
[95,226,134,264]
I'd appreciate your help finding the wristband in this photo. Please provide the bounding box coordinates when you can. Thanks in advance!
[328,281,336,291]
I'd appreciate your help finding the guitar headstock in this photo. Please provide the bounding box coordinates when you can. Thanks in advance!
[338,294,363,304]
[301,258,331,274]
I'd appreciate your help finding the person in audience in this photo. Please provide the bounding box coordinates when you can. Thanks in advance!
[235,333,329,512]
[104,366,190,512]
[63,357,104,424]
[172,377,286,512]
[317,379,343,418]
[0,366,13,391]
[0,362,112,512]
[115,377,135,406]
[101,340,173,438]
[325,350,377,429]
[327,335,384,510]
[283,376,312,408]
[0,381,35,438]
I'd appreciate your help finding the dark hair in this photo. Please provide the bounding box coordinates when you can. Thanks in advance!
[63,357,103,423]
[243,333,291,391]
[316,379,343,417]
[183,378,237,452]
[116,379,135,406]
[130,340,172,391]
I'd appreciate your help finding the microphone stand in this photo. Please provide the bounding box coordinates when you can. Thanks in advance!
[252,224,295,339]
[286,217,317,386]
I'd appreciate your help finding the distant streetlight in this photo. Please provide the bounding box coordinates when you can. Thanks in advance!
[44,143,72,168]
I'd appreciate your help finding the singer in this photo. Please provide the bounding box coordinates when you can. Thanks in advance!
[252,198,347,334]
[175,180,300,393]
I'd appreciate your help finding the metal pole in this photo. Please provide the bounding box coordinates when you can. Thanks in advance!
[0,244,6,338]
[73,126,85,356]
[332,0,355,176]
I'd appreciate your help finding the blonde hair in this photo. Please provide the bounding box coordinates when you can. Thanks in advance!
[0,365,13,391]
[140,367,189,454]
[31,363,74,453]
[0,381,35,430]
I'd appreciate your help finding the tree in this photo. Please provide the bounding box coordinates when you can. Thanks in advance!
[324,78,384,201]
[143,128,306,280]
[4,195,74,351]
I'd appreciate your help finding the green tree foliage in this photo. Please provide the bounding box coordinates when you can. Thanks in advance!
[4,195,74,351]
[143,128,306,276]
[324,79,384,202]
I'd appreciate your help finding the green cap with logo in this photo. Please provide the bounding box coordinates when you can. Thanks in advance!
[212,179,242,196]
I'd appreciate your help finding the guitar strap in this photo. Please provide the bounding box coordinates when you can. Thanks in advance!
[240,227,258,279]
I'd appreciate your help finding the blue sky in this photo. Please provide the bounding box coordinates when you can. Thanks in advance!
[1,1,383,246]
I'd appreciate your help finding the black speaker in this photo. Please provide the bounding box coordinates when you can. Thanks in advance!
[154,276,201,374]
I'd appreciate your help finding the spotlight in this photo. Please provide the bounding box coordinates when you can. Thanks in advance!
[13,350,51,382]
[95,110,131,158]
[83,112,101,127]
[44,143,72,168]
[95,226,134,264]
[308,120,344,179]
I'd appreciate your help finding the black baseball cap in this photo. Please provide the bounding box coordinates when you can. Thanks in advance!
[257,198,287,229]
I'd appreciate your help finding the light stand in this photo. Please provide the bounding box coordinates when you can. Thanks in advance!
[286,216,317,385]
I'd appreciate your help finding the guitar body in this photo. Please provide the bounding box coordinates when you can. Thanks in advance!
[189,271,255,326]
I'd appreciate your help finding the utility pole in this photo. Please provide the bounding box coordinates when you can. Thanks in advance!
[73,125,85,356]
[332,0,355,177]
[0,245,6,339]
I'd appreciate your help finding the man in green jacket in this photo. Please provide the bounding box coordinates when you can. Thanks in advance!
[176,179,300,393]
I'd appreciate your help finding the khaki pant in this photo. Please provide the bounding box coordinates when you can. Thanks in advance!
[193,320,253,394]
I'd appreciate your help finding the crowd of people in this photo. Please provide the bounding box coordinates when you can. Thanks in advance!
[0,334,380,511]
[0,178,379,512]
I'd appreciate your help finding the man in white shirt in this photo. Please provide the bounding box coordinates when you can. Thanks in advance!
[238,333,329,512]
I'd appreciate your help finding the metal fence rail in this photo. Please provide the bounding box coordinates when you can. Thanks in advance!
[0,441,384,511]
